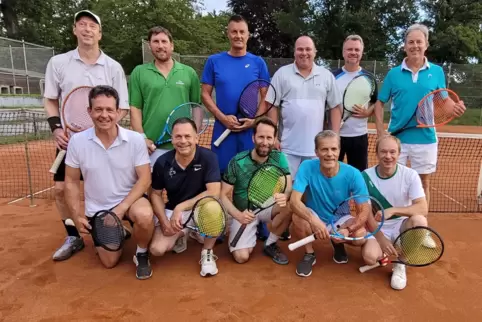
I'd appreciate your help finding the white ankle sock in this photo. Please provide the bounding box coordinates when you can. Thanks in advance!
[136,246,147,254]
[265,233,279,246]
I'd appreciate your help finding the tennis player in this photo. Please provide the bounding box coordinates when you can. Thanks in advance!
[362,135,429,290]
[129,26,201,167]
[290,130,370,277]
[221,117,293,265]
[374,24,466,243]
[201,14,271,241]
[64,85,154,280]
[44,10,129,261]
[149,118,222,277]
[332,35,377,172]
[266,35,342,179]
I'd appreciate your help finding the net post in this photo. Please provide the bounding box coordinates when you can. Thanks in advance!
[23,112,36,207]
[22,39,31,95]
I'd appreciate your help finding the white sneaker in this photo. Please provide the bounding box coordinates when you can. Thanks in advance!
[172,229,188,254]
[200,249,218,277]
[391,263,407,290]
[422,233,437,249]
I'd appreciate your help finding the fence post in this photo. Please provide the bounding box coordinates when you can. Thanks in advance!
[22,113,35,207]
[447,63,452,89]
[22,39,30,95]
[373,60,377,74]
[9,45,16,87]
[141,38,145,62]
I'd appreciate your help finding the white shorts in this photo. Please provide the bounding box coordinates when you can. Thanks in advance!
[399,143,438,174]
[378,217,407,243]
[228,206,274,252]
[308,208,352,233]
[153,209,193,227]
[149,148,169,171]
[284,153,317,179]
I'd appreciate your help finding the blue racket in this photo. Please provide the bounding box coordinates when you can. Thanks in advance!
[154,102,209,146]
[288,194,385,251]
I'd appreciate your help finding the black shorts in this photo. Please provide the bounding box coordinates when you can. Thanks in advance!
[339,134,369,172]
[53,148,84,182]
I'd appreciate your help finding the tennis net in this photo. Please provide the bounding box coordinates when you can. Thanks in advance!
[1,109,481,212]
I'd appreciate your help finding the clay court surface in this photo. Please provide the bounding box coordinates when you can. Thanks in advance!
[1,199,482,322]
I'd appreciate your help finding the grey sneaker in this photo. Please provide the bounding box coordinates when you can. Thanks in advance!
[263,242,289,265]
[296,253,316,277]
[52,236,85,261]
[133,253,152,280]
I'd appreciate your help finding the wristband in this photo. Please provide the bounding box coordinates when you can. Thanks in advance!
[47,116,62,133]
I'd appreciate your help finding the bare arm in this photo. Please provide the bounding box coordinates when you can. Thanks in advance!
[130,106,144,133]
[201,84,226,122]
[174,182,221,212]
[384,197,428,218]
[64,165,82,221]
[374,100,385,136]
[329,105,342,133]
[113,164,151,217]
[290,190,316,224]
[150,188,169,226]
[220,182,243,221]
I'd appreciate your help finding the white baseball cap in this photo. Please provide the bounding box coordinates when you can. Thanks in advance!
[74,10,101,28]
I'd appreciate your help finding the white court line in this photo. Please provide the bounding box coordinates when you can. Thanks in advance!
[430,186,468,210]
[7,186,55,205]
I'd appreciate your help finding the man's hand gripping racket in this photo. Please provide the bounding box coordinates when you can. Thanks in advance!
[288,195,385,251]
[229,164,288,248]
[214,79,276,147]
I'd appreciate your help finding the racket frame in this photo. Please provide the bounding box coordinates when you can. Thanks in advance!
[181,196,228,238]
[49,85,94,174]
[340,73,377,127]
[229,163,288,248]
[213,79,276,147]
[358,226,445,273]
[288,195,385,251]
[154,102,209,146]
[89,209,126,252]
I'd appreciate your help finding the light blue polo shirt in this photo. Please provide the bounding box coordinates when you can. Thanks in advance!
[378,59,446,144]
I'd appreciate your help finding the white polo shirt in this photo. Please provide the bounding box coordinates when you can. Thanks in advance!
[65,125,150,216]
[266,63,342,157]
[44,48,129,109]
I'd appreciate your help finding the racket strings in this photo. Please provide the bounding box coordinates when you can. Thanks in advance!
[247,167,286,209]
[239,81,269,118]
[343,76,376,111]
[396,228,443,265]
[193,199,226,237]
[92,213,124,249]
[63,88,94,132]
[417,90,458,126]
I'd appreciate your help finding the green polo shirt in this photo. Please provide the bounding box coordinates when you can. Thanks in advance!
[128,60,201,149]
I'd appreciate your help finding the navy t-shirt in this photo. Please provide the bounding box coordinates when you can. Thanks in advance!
[152,146,221,210]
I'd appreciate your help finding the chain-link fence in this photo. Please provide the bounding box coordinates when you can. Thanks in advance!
[0,37,55,95]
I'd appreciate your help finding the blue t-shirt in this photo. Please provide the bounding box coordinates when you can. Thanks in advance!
[378,61,446,144]
[293,160,368,224]
[201,52,270,173]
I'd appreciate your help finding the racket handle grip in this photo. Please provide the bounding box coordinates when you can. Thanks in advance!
[213,128,231,147]
[50,150,66,174]
[288,234,316,251]
[359,261,382,273]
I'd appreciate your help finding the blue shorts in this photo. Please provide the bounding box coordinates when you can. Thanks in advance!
[211,121,254,174]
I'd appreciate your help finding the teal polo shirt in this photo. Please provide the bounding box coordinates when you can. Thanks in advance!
[128,60,201,149]
[378,59,446,144]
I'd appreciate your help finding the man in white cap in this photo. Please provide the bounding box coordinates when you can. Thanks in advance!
[43,10,130,262]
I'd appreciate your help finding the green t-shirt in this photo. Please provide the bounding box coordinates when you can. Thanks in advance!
[128,60,201,149]
[222,150,291,211]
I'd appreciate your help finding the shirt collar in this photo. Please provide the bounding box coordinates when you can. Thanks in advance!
[401,57,430,71]
[293,62,321,77]
[147,58,183,73]
[87,124,129,144]
[73,47,106,65]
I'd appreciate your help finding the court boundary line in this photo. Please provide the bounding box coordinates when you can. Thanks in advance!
[7,186,54,205]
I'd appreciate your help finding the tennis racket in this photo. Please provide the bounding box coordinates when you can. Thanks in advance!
[359,226,444,273]
[154,102,209,147]
[89,210,126,252]
[390,88,460,136]
[229,164,288,248]
[49,86,94,174]
[340,73,377,128]
[213,79,276,147]
[288,195,385,251]
[181,196,227,238]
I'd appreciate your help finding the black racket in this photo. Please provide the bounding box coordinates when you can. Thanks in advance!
[213,79,276,147]
[181,196,228,238]
[359,226,444,273]
[229,164,288,248]
[340,73,377,128]
[89,210,126,252]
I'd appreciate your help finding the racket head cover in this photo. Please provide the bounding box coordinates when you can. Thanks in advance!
[238,79,275,119]
[330,194,385,240]
[61,86,94,134]
[90,210,125,252]
[190,196,227,238]
[247,164,287,210]
[416,88,459,127]
[393,226,444,267]
[342,74,376,112]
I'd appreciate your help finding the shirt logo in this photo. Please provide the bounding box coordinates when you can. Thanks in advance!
[245,64,250,68]
[193,164,202,172]
[169,167,176,178]
[176,80,185,85]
